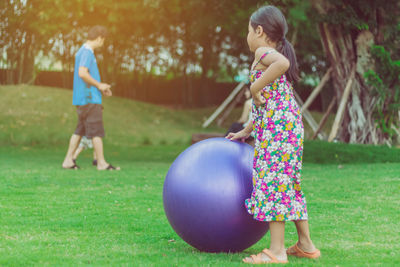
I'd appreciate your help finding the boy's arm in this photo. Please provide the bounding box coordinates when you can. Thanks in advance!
[78,67,112,96]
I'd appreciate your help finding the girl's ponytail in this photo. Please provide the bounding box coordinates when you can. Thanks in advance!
[250,5,300,83]
[280,37,299,83]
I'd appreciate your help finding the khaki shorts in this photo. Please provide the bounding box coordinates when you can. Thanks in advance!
[74,104,105,138]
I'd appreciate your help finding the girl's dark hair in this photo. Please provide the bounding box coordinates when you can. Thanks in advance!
[87,25,108,41]
[250,6,299,83]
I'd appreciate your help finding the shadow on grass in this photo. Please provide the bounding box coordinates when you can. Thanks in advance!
[303,140,400,164]
[1,139,399,165]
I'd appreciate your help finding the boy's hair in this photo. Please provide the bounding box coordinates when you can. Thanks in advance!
[87,25,108,41]
[250,6,299,83]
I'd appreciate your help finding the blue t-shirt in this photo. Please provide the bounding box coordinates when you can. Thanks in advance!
[72,44,102,105]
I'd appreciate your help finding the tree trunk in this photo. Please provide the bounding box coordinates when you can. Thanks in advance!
[182,66,189,107]
[6,57,15,84]
[22,36,35,84]
[17,41,25,84]
[312,0,385,144]
[15,34,35,84]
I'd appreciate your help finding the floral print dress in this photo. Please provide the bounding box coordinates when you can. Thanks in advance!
[245,49,308,222]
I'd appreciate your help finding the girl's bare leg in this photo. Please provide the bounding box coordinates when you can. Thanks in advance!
[293,220,317,252]
[243,221,287,263]
[269,221,287,260]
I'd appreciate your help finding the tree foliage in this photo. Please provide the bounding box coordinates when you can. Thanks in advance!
[311,0,399,144]
[364,46,400,139]
[1,0,323,84]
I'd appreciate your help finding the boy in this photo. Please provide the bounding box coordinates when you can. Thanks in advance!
[62,25,120,170]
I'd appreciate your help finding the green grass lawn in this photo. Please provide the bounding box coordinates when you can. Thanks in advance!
[0,85,222,147]
[0,84,334,147]
[0,145,399,266]
[1,85,400,266]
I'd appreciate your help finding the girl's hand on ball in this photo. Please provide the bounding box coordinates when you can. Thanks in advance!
[226,130,251,142]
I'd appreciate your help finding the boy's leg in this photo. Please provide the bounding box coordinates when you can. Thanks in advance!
[93,137,105,167]
[92,150,98,166]
[292,220,317,252]
[73,146,84,161]
[62,134,81,168]
[65,103,87,168]
[92,137,120,170]
[88,105,119,170]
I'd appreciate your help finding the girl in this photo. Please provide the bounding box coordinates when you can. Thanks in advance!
[227,5,320,264]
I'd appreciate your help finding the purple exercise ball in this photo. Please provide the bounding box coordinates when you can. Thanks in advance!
[163,137,269,253]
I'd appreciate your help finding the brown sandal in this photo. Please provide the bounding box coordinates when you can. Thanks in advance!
[287,243,321,259]
[243,249,288,264]
[63,163,80,170]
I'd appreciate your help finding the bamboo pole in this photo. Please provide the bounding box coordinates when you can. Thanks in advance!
[202,82,245,128]
[312,96,336,140]
[328,66,356,142]
[301,68,331,113]
[217,88,246,126]
[294,91,325,140]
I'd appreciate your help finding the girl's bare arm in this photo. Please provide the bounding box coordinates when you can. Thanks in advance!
[250,47,290,96]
